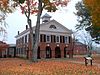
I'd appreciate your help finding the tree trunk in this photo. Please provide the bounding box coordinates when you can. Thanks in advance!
[32,0,42,62]
[25,0,33,60]
[24,0,42,62]
[28,19,33,60]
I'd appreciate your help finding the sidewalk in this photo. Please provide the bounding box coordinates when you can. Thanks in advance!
[68,60,100,68]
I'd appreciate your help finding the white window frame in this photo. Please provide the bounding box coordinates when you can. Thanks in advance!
[46,35,51,43]
[65,36,68,44]
[56,35,60,43]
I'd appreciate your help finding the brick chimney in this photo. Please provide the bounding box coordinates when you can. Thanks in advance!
[26,25,28,30]
[18,31,19,35]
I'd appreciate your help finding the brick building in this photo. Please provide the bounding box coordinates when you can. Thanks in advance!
[73,42,87,55]
[7,44,16,57]
[15,13,73,59]
[0,41,9,57]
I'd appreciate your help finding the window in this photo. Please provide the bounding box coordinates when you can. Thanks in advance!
[22,37,24,44]
[19,48,21,54]
[47,36,50,41]
[49,25,56,29]
[54,35,56,42]
[16,39,18,45]
[60,36,62,43]
[44,34,46,42]
[25,35,27,43]
[56,36,60,43]
[40,34,42,42]
[40,34,46,42]
[63,36,65,43]
[21,48,22,54]
[51,35,53,43]
[46,35,51,42]
[69,36,71,43]
[51,35,56,43]
[65,36,68,43]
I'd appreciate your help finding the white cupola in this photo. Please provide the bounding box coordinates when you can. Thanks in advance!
[41,13,51,23]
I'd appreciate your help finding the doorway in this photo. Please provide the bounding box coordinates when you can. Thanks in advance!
[55,47,61,58]
[46,47,52,58]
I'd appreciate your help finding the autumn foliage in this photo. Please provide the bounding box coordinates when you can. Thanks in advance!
[0,58,100,75]
[0,0,8,7]
[83,0,100,34]
[0,0,11,13]
[17,0,70,14]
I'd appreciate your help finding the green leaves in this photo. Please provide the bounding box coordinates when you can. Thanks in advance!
[75,1,91,30]
[19,0,25,4]
[42,0,57,12]
[45,5,57,12]
[75,1,100,43]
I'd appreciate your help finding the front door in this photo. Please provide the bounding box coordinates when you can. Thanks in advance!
[37,47,40,59]
[64,47,68,58]
[46,47,51,58]
[55,47,61,58]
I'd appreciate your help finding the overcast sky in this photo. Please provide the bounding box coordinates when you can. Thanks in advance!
[1,0,82,44]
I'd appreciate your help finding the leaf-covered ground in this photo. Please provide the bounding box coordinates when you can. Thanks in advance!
[0,55,100,75]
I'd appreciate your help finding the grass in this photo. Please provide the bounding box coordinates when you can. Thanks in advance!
[0,54,100,75]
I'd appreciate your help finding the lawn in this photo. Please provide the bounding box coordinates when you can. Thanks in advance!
[0,55,100,75]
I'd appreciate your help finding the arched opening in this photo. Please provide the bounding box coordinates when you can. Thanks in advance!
[55,47,61,58]
[46,46,52,58]
[26,47,29,59]
[37,47,40,59]
[64,47,69,58]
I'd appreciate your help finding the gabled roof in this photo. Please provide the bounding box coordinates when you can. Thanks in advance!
[41,13,51,18]
[74,42,87,46]
[39,19,73,33]
[15,19,72,38]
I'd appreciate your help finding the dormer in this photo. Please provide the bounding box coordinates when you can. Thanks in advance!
[41,13,51,23]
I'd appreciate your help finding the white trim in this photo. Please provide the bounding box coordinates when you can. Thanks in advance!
[46,35,51,43]
[65,36,68,44]
[56,35,60,43]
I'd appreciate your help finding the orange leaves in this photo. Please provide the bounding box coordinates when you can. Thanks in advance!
[19,0,70,14]
[0,0,8,7]
[84,0,100,40]
[43,0,70,12]
[84,0,100,27]
[19,0,38,14]
[0,58,100,75]
[0,0,14,13]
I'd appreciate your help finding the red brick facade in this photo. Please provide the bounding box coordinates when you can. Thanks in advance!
[0,41,9,57]
[15,13,73,59]
[73,42,87,55]
[16,34,73,59]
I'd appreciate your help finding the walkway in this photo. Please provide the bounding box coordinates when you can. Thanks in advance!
[68,60,100,68]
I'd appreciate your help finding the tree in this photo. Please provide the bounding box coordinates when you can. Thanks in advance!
[75,1,91,30]
[13,0,70,62]
[83,0,100,43]
[83,0,100,27]
[75,30,94,57]
[0,0,15,41]
[75,1,100,44]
